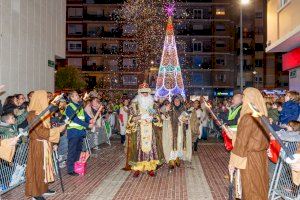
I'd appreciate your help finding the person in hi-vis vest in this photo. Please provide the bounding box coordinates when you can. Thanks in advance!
[225,94,243,132]
[65,91,94,176]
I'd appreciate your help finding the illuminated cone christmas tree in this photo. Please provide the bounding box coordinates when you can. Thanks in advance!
[155,4,185,101]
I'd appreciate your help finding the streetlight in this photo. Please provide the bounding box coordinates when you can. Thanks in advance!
[239,0,250,93]
[253,70,258,88]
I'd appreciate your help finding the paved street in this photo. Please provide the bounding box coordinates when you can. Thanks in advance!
[1,139,230,200]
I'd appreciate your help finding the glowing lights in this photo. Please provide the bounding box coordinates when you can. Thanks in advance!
[155,10,185,101]
[165,3,175,17]
[241,0,250,5]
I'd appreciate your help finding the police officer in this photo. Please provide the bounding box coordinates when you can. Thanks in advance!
[66,91,94,176]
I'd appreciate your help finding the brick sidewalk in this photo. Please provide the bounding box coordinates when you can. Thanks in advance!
[1,140,230,200]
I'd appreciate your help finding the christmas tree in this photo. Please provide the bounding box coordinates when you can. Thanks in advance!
[155,3,185,101]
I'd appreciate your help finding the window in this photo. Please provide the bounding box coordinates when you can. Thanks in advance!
[216,7,225,16]
[68,7,83,18]
[193,42,202,52]
[193,24,204,30]
[254,76,263,83]
[123,24,137,35]
[111,77,119,86]
[216,24,225,31]
[68,58,82,68]
[123,58,137,68]
[67,41,82,52]
[122,75,137,86]
[191,73,203,85]
[255,59,263,67]
[216,56,225,66]
[123,42,137,53]
[255,27,264,34]
[255,12,263,19]
[193,9,203,19]
[68,24,83,35]
[255,43,264,51]
[216,41,226,48]
[215,74,226,83]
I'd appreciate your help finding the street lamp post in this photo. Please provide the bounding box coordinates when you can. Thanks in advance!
[240,0,250,93]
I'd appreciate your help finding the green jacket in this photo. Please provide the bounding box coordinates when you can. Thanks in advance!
[268,108,279,124]
[0,111,28,138]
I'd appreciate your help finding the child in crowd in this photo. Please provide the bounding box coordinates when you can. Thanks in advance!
[276,121,300,142]
[0,113,19,138]
[0,111,28,139]
[279,91,300,125]
[267,102,280,125]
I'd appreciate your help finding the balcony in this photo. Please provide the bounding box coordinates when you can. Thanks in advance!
[183,62,212,70]
[176,29,212,36]
[86,29,123,38]
[87,46,120,55]
[82,65,105,71]
[84,13,119,21]
[82,65,142,72]
[84,0,124,4]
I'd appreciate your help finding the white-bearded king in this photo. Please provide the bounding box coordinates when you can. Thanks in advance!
[125,82,164,177]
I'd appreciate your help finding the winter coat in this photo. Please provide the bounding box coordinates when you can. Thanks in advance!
[279,100,300,124]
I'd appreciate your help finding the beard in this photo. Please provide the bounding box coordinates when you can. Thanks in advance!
[137,94,154,110]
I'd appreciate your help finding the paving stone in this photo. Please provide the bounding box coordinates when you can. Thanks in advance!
[1,140,230,200]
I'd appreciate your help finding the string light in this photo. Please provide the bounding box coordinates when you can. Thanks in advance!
[155,3,185,101]
[119,0,182,71]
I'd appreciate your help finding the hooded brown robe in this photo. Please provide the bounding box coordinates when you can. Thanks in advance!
[25,90,64,197]
[229,88,269,200]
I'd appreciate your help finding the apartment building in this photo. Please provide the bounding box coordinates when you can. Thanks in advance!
[266,0,300,92]
[66,0,280,96]
[66,0,237,96]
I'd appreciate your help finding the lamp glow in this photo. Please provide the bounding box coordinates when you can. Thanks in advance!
[241,0,250,5]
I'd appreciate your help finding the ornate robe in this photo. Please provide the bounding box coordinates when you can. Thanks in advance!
[161,106,193,162]
[126,102,164,172]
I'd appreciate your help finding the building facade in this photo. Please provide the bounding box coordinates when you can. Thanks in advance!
[266,0,300,92]
[0,0,66,99]
[66,0,238,96]
[65,0,278,96]
[235,0,281,90]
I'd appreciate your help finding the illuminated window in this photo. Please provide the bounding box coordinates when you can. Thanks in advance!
[122,75,137,86]
[216,8,225,16]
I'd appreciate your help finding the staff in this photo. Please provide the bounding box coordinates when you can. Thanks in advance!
[53,149,65,192]
[90,104,104,133]
[203,100,232,136]
[18,93,65,138]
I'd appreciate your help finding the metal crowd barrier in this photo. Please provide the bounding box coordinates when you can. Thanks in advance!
[269,141,300,200]
[0,136,29,195]
[0,127,110,195]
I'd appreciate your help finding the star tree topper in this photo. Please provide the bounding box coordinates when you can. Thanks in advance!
[165,3,175,16]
